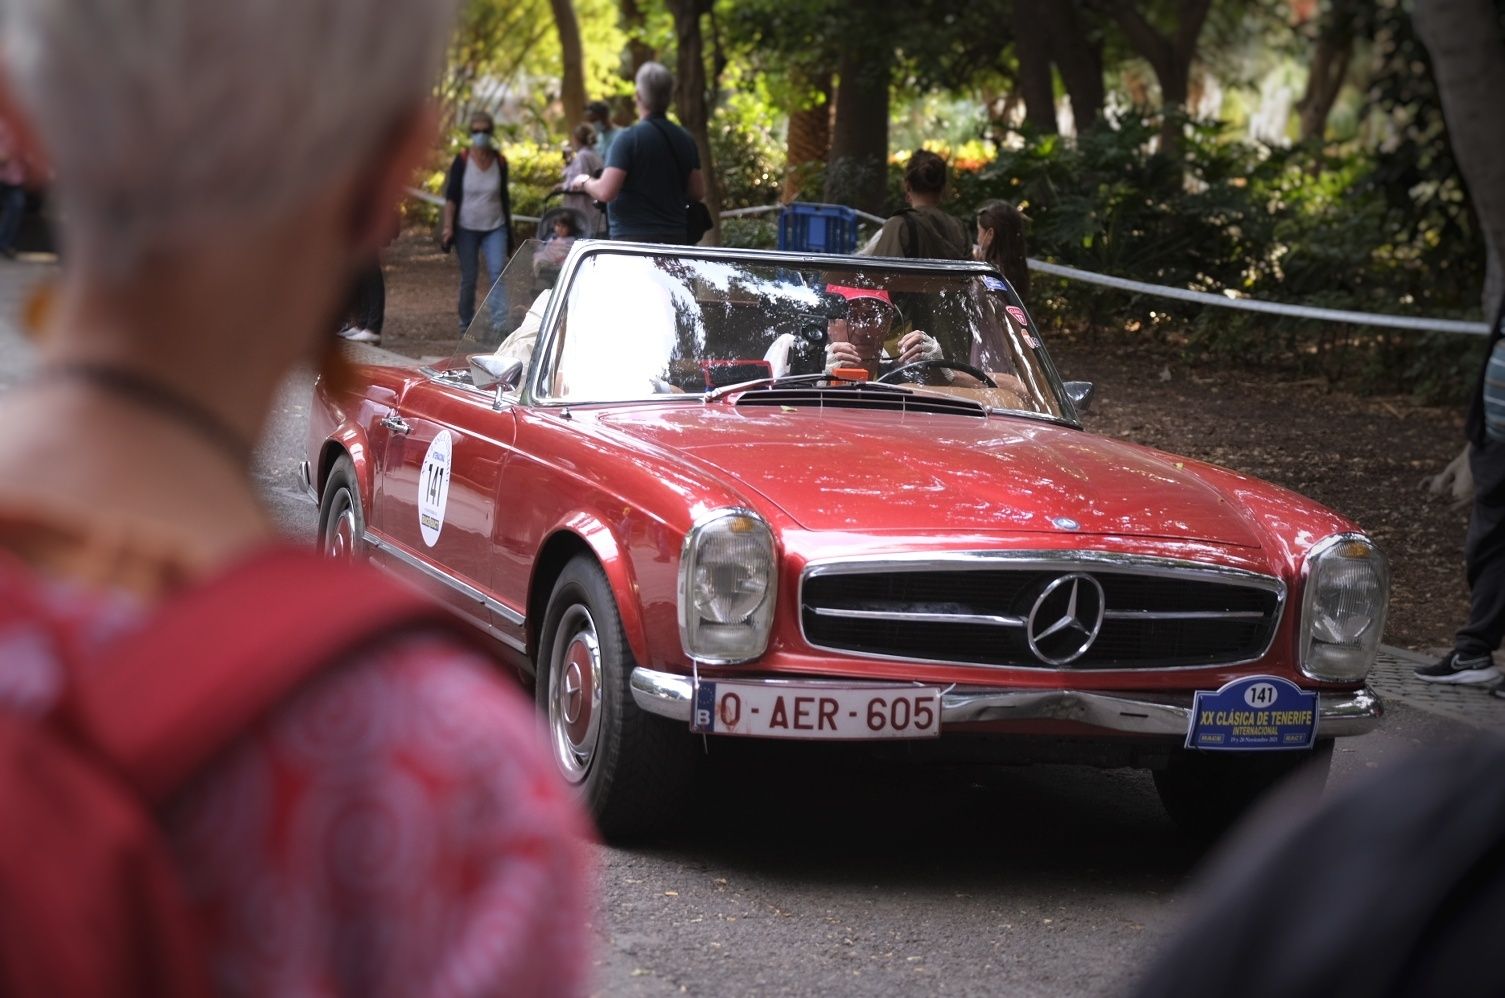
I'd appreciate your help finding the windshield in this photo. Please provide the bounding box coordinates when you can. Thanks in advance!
[448,242,1067,419]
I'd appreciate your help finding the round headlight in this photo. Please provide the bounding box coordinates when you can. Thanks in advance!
[692,527,773,623]
[678,511,778,663]
[1301,534,1388,683]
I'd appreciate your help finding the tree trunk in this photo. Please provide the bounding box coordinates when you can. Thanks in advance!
[1415,0,1505,320]
[549,0,587,126]
[825,25,892,215]
[1041,0,1105,132]
[1295,0,1357,143]
[667,0,721,242]
[1104,0,1212,161]
[618,0,655,80]
[1014,0,1060,134]
[783,71,832,201]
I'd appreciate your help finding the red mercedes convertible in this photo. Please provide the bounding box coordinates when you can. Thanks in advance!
[304,240,1386,838]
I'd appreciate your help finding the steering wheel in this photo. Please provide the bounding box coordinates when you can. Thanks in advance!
[877,360,998,388]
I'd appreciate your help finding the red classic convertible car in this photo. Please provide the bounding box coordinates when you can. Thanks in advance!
[304,240,1386,838]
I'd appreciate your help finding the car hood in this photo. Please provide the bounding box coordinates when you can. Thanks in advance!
[589,404,1264,547]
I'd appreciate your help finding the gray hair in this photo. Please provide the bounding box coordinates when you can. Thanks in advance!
[635,62,673,116]
[0,0,459,277]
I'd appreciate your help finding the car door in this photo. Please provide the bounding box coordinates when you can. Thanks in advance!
[371,375,522,646]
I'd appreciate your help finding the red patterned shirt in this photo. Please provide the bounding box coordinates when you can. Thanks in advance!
[0,549,594,997]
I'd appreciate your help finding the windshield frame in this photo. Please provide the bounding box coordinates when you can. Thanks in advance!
[513,240,1081,428]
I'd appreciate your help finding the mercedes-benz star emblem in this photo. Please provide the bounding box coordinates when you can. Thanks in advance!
[1026,573,1106,665]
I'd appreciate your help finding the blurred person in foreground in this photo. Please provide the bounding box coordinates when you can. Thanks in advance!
[1126,736,1505,998]
[0,0,591,994]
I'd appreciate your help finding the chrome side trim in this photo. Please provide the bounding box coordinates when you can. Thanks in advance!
[299,460,318,505]
[798,550,1287,674]
[628,667,1382,739]
[362,531,527,643]
[810,606,1027,628]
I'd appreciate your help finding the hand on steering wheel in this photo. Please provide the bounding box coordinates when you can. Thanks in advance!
[877,360,999,388]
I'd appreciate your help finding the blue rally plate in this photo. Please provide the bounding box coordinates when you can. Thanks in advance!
[1185,676,1318,751]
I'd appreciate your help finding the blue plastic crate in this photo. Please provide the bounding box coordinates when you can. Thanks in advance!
[777,202,859,255]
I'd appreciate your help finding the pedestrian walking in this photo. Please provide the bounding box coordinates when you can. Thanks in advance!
[0,0,592,993]
[867,150,972,261]
[441,110,514,329]
[336,257,386,343]
[1415,298,1505,695]
[568,63,705,244]
[561,122,606,234]
[0,117,28,260]
[586,100,619,160]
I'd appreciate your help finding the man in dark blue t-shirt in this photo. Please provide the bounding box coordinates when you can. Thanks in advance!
[568,62,703,243]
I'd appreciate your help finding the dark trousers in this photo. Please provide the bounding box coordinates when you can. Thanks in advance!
[0,184,24,253]
[1456,438,1505,655]
[348,259,385,334]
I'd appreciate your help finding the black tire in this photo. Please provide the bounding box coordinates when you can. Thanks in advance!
[316,454,365,562]
[536,554,695,839]
[1153,739,1334,842]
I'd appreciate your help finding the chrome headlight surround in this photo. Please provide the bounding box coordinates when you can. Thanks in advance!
[677,509,777,664]
[1299,532,1389,683]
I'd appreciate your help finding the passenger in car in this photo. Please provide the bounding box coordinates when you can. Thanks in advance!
[493,288,552,372]
[763,284,943,379]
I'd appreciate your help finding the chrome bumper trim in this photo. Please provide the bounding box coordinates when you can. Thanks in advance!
[628,667,1383,739]
[299,460,318,505]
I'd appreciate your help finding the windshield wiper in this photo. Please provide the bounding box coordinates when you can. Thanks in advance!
[705,372,914,402]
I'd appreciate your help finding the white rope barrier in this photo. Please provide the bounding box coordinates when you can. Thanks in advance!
[1026,259,1491,337]
[401,187,1489,335]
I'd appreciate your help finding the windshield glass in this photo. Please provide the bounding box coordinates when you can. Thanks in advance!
[448,243,1066,419]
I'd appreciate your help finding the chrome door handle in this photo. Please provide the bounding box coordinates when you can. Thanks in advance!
[380,412,410,434]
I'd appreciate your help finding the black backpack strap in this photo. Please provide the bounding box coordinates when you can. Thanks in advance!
[646,117,691,192]
[902,210,918,258]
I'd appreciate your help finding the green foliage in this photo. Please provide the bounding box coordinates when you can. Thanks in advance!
[972,109,1486,401]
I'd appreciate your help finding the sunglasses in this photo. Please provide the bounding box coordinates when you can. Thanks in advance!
[471,126,494,134]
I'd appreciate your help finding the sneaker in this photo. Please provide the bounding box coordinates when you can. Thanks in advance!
[1491,680,1505,700]
[1414,650,1502,685]
[337,326,381,344]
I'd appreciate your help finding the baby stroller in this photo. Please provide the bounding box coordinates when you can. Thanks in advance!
[531,189,607,291]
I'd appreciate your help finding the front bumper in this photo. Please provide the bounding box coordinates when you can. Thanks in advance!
[629,667,1382,739]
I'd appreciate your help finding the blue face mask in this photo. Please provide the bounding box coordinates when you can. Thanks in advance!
[471,131,492,149]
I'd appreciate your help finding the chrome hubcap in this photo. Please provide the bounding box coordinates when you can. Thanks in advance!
[548,605,602,783]
[322,489,357,561]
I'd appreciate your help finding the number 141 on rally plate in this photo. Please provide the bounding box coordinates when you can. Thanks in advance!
[691,681,942,740]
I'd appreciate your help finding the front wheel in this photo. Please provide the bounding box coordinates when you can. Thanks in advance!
[1153,740,1334,841]
[536,554,694,838]
[316,454,365,561]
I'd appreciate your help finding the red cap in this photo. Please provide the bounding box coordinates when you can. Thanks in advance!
[826,284,895,311]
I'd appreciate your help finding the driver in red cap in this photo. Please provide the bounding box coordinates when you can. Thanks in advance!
[823,284,944,379]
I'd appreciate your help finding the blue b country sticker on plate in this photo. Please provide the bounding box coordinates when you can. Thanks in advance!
[1185,676,1317,751]
[692,679,717,733]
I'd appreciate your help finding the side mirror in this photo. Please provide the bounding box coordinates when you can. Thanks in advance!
[1063,380,1095,414]
[469,355,524,392]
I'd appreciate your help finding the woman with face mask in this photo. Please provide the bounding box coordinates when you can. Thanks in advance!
[442,110,515,329]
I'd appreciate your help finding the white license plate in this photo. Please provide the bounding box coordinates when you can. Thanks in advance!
[690,681,942,740]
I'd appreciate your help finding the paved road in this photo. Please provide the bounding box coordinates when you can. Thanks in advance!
[1,257,1498,997]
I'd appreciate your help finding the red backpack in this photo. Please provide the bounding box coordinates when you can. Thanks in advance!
[0,547,463,996]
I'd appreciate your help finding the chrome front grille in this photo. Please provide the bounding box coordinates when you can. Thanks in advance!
[799,554,1284,670]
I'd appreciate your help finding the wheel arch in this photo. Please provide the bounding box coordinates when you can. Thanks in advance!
[528,522,652,669]
[316,425,375,513]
